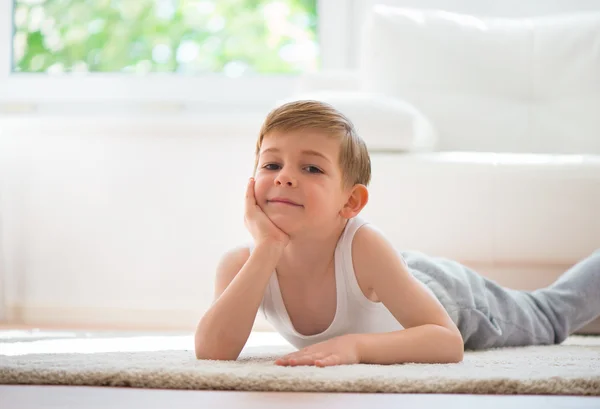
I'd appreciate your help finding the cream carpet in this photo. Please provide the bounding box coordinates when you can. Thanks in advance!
[0,330,599,395]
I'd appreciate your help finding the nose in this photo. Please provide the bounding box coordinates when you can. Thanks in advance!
[274,168,297,187]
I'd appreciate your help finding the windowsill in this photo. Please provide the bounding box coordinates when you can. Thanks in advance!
[0,111,266,137]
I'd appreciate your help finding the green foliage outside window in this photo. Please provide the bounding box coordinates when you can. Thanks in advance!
[12,0,319,75]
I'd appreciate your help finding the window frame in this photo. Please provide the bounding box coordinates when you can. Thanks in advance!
[0,0,357,112]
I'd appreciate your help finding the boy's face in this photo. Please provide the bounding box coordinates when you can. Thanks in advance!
[254,129,350,237]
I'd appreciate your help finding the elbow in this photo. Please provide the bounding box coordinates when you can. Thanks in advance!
[194,320,215,360]
[194,339,238,361]
[194,330,240,361]
[195,349,232,361]
[194,341,216,360]
[449,345,464,363]
[436,326,464,363]
[448,332,464,363]
[194,333,213,360]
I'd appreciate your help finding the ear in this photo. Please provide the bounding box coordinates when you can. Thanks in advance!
[340,184,369,218]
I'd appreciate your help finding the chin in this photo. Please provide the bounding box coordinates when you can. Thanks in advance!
[266,212,302,234]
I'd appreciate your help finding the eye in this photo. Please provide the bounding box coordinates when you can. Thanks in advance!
[304,165,323,174]
[263,163,280,171]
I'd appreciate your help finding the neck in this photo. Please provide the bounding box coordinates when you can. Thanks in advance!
[277,217,349,280]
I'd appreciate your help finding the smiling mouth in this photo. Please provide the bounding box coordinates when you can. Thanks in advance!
[267,199,303,207]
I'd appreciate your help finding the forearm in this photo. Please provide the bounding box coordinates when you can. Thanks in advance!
[195,243,283,360]
[356,325,464,365]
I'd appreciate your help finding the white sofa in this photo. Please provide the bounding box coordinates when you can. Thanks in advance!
[293,3,600,332]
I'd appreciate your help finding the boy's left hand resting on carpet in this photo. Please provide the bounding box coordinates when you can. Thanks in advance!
[275,334,361,367]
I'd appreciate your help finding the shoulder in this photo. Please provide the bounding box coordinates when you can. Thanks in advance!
[351,224,398,265]
[213,245,251,297]
[351,224,408,286]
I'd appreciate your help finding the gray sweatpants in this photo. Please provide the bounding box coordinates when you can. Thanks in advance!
[404,249,600,350]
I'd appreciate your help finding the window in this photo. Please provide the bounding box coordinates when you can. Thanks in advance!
[0,0,356,113]
[12,0,318,75]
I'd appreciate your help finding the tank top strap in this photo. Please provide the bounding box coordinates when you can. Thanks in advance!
[335,215,371,301]
[339,216,369,245]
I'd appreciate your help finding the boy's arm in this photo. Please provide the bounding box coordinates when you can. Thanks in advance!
[352,226,464,364]
[196,177,289,361]
[194,242,284,360]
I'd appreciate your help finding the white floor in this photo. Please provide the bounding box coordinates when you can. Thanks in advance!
[2,385,599,409]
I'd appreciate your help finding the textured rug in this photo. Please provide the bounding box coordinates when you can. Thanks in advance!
[1,330,599,395]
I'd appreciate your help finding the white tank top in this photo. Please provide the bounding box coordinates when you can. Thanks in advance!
[252,216,404,350]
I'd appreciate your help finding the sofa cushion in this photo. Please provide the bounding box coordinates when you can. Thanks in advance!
[278,91,438,151]
[359,6,600,154]
[362,152,600,265]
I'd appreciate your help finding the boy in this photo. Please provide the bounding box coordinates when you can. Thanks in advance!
[195,101,600,367]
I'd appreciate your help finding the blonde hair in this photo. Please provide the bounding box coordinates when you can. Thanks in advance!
[254,100,371,187]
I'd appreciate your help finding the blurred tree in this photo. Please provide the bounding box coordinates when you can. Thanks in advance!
[12,0,318,75]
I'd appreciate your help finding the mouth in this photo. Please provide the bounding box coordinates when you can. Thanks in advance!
[267,198,303,207]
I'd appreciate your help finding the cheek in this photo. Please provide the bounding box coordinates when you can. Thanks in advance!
[305,185,333,206]
[311,185,343,207]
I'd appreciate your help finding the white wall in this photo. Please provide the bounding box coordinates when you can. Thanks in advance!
[0,115,262,330]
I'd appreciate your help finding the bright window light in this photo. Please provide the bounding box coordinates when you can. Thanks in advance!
[10,0,319,76]
[0,0,353,110]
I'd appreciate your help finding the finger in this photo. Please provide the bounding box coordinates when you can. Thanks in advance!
[315,354,340,367]
[275,356,298,366]
[280,348,309,361]
[245,178,256,203]
[289,352,328,366]
[275,351,300,366]
[244,178,257,218]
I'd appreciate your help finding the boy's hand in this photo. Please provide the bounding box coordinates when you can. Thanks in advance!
[245,177,290,248]
[275,334,361,367]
